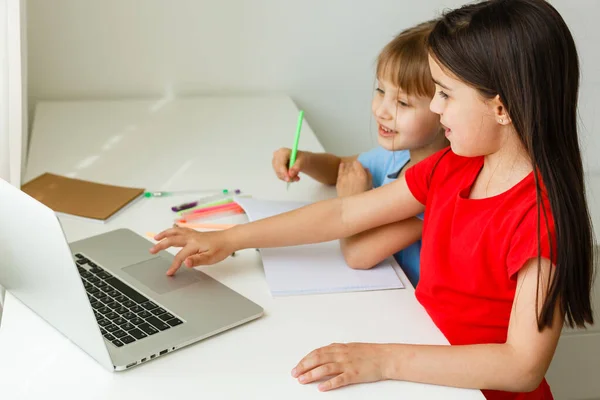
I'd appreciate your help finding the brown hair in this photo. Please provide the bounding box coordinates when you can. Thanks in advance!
[376,20,437,98]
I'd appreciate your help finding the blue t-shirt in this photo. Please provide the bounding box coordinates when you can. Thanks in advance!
[357,147,423,287]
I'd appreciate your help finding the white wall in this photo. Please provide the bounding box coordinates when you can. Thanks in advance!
[0,0,27,323]
[26,0,468,156]
[25,0,600,167]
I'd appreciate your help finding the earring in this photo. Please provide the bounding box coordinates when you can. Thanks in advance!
[499,118,505,124]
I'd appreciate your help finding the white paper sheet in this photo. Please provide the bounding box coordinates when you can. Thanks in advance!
[235,197,404,296]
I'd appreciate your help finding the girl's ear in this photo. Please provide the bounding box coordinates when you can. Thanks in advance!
[491,95,512,126]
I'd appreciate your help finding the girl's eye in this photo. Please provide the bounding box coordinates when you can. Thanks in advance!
[375,88,384,95]
[438,91,449,99]
[398,100,409,107]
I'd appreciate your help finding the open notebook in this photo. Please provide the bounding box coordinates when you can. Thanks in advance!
[21,173,145,223]
[234,197,404,296]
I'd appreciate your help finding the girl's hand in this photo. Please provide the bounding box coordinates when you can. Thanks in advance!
[149,227,235,276]
[336,160,373,197]
[291,343,390,392]
[272,147,308,183]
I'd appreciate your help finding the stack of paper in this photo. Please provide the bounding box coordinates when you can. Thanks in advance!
[235,197,404,296]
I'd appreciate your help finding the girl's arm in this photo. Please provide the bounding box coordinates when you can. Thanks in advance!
[334,159,424,270]
[341,218,422,270]
[272,148,357,186]
[229,175,423,250]
[151,175,425,275]
[293,257,562,393]
[300,152,358,186]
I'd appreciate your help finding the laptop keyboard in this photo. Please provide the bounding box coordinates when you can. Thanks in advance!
[74,253,184,348]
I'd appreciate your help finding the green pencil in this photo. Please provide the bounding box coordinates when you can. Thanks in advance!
[287,110,304,190]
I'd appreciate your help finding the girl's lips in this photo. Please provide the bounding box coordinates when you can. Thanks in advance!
[378,124,397,137]
[441,123,451,137]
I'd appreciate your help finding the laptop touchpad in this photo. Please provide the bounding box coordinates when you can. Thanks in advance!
[122,256,201,294]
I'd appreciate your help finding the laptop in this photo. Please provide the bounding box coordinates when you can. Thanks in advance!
[0,179,263,371]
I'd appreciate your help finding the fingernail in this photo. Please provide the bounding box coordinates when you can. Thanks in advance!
[298,375,306,383]
[291,368,297,377]
[318,383,326,391]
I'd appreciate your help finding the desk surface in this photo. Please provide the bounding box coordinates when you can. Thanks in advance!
[0,96,483,399]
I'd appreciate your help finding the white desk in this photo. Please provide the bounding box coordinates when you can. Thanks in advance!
[0,96,483,399]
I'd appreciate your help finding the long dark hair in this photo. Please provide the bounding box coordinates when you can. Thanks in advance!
[428,0,594,329]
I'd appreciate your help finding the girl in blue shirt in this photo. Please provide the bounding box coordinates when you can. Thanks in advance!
[272,21,448,286]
